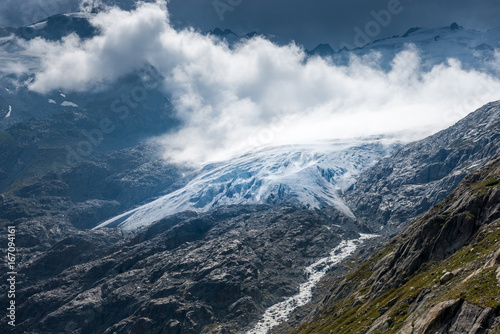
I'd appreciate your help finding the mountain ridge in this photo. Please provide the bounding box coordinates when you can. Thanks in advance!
[345,100,500,234]
[284,155,500,334]
[0,9,499,334]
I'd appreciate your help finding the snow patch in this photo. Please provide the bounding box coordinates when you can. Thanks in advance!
[61,101,78,107]
[246,234,378,334]
[5,105,11,118]
[28,21,48,30]
[48,99,56,104]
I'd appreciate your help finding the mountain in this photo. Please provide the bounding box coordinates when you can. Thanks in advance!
[1,99,497,333]
[309,23,500,73]
[284,155,500,334]
[0,13,97,42]
[0,13,176,130]
[97,101,500,234]
[205,23,500,73]
[0,204,371,333]
[96,140,399,232]
[345,101,500,234]
[1,12,500,334]
[306,44,335,57]
[207,28,261,46]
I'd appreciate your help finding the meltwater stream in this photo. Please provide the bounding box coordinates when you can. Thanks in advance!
[246,234,378,334]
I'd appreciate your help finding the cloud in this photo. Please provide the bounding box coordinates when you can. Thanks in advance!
[18,1,500,164]
[23,1,169,92]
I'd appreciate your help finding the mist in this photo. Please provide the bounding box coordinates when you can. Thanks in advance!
[18,1,500,164]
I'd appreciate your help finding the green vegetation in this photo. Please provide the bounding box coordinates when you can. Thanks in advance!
[470,161,500,195]
[446,266,500,308]
[473,177,500,192]
[484,178,500,187]
[344,243,397,283]
[290,219,500,334]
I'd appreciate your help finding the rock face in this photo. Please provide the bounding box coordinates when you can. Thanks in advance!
[286,156,500,334]
[1,15,499,334]
[401,299,496,334]
[0,142,191,255]
[0,205,369,333]
[345,101,500,233]
[406,299,463,334]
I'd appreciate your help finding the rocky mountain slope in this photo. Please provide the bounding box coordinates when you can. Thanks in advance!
[285,156,500,334]
[93,100,500,235]
[345,100,500,234]
[1,11,500,334]
[0,205,371,333]
[0,141,191,266]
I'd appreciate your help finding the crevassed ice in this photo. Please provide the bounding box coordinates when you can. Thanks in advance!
[95,140,398,232]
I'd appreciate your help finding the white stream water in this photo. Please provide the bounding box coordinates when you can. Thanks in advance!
[246,234,378,334]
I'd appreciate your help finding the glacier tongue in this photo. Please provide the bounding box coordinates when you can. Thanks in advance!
[95,139,399,232]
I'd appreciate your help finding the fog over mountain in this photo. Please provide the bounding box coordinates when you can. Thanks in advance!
[1,1,500,333]
[2,1,500,164]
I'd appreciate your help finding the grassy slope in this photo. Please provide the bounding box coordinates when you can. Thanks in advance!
[289,162,500,334]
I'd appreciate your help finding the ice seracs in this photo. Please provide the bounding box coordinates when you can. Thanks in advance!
[96,139,400,232]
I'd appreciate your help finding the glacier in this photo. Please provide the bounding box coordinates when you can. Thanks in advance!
[95,139,400,232]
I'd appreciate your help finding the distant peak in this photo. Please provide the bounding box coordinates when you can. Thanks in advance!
[308,43,335,56]
[402,27,421,38]
[450,22,463,31]
[244,31,260,38]
[209,28,236,36]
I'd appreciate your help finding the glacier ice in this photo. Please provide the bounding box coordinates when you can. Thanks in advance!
[96,139,399,232]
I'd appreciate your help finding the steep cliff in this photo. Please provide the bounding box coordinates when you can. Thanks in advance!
[345,101,500,233]
[288,156,500,334]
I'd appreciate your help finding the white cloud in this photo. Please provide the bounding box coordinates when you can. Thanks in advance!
[16,0,500,164]
[23,1,169,92]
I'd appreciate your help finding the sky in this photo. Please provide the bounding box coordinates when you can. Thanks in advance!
[1,0,500,49]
